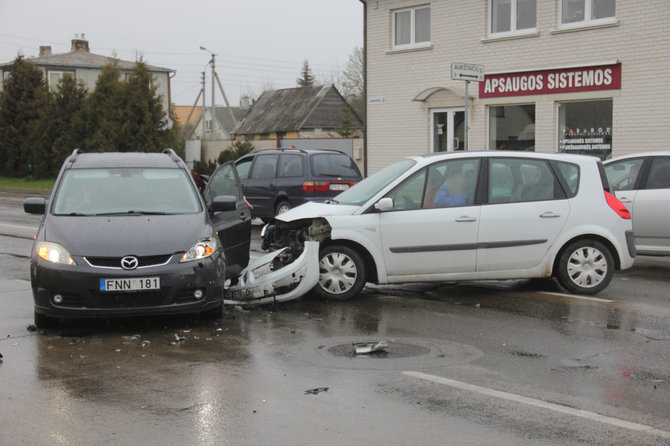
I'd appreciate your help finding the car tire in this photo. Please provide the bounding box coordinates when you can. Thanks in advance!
[34,311,59,329]
[556,239,614,295]
[313,244,366,301]
[275,200,292,216]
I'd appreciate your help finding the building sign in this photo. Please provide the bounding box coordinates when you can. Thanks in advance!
[479,63,621,98]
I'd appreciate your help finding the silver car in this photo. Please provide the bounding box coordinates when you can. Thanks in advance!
[604,151,670,256]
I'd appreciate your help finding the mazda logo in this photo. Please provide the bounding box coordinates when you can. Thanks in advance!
[121,256,139,270]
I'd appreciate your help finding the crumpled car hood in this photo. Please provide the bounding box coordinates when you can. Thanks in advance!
[276,201,361,222]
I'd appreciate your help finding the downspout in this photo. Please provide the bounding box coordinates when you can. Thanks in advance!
[358,0,368,177]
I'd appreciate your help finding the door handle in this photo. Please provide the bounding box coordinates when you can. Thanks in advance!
[455,216,476,222]
[539,212,561,218]
[618,196,632,203]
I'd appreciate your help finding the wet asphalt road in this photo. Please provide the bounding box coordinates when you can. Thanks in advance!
[1,192,670,445]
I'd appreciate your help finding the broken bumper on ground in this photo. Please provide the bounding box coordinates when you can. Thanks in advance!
[223,241,319,306]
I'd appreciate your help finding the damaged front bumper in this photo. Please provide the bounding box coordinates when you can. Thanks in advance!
[223,241,319,306]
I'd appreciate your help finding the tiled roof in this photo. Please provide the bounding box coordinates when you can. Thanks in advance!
[0,51,172,72]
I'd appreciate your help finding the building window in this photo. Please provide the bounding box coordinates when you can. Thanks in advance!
[490,0,537,35]
[392,5,431,49]
[560,0,615,27]
[205,120,212,131]
[489,104,535,151]
[47,70,74,92]
[558,99,612,160]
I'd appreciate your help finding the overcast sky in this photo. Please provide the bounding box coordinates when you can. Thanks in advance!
[0,0,363,106]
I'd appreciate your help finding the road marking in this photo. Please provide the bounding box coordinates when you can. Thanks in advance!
[539,291,614,303]
[403,371,670,439]
[0,222,37,230]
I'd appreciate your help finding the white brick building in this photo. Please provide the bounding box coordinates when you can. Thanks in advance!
[361,0,670,174]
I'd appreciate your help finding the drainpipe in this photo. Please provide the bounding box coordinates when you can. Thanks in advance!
[358,0,368,177]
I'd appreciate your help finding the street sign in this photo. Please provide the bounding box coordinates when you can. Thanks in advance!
[451,63,485,82]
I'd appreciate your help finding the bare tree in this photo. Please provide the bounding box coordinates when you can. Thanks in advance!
[339,47,364,119]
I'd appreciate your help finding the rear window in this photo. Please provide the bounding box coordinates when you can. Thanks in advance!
[310,153,360,178]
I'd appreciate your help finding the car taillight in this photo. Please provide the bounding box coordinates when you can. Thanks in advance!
[302,180,329,192]
[605,191,631,219]
[302,181,355,192]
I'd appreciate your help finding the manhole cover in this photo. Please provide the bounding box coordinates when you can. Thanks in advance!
[286,336,483,371]
[328,342,430,359]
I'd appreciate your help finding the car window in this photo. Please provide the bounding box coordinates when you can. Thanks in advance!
[204,163,242,206]
[278,154,305,178]
[310,153,360,178]
[424,159,479,208]
[604,158,644,191]
[387,169,426,210]
[235,157,253,180]
[52,168,201,215]
[646,158,670,189]
[337,159,416,205]
[250,155,278,179]
[556,161,580,196]
[489,158,557,203]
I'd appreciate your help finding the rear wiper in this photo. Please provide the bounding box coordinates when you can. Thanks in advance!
[316,173,346,178]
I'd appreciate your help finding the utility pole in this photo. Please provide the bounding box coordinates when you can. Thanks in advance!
[211,53,216,139]
[201,71,206,140]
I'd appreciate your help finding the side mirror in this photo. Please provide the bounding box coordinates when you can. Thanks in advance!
[212,195,237,212]
[24,197,46,215]
[374,197,394,212]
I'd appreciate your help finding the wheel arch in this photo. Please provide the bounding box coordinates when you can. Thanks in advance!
[320,237,379,284]
[552,234,622,277]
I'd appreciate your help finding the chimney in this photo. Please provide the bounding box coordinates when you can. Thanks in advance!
[39,46,52,56]
[71,33,89,52]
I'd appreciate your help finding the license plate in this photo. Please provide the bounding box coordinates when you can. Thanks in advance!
[330,183,350,191]
[100,277,160,292]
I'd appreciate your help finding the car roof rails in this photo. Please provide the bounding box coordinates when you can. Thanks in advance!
[66,148,82,167]
[162,148,181,163]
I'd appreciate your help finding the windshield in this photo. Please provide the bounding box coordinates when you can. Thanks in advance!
[311,153,361,178]
[335,159,416,205]
[52,168,201,216]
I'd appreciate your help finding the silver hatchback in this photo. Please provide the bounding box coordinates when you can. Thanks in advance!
[604,151,670,256]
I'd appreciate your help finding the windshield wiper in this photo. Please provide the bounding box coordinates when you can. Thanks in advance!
[94,210,170,216]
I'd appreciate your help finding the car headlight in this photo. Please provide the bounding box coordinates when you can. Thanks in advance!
[36,241,77,265]
[181,238,219,262]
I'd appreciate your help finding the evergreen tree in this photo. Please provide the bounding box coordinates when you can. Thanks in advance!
[80,62,126,152]
[337,107,356,137]
[121,60,167,152]
[296,59,316,87]
[217,140,254,164]
[0,56,51,177]
[47,75,88,176]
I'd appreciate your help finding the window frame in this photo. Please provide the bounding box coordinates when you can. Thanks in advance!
[559,0,616,29]
[391,4,431,50]
[489,0,537,37]
[46,69,75,91]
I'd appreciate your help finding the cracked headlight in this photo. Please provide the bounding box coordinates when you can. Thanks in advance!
[181,238,219,262]
[36,241,77,265]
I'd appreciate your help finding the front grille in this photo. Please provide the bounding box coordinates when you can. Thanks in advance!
[85,254,173,269]
[92,290,167,308]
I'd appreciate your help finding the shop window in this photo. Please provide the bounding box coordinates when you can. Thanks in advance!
[561,0,615,27]
[558,99,612,159]
[490,0,536,35]
[392,5,431,49]
[488,104,535,151]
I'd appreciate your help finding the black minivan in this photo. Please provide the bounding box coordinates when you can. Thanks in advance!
[235,148,362,219]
